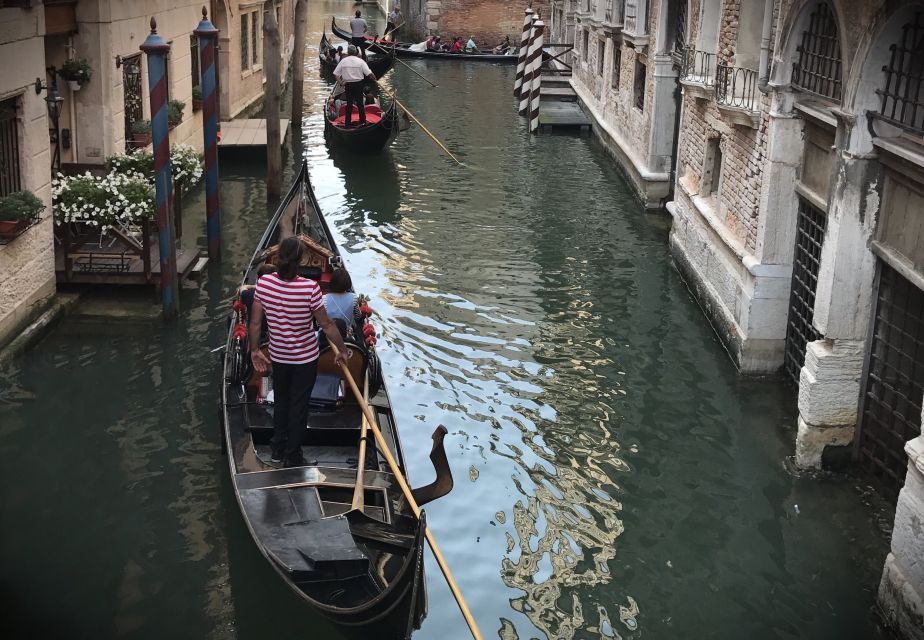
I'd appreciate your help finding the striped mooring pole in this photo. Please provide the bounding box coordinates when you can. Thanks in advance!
[519,18,543,117]
[528,21,545,134]
[513,8,534,99]
[195,7,221,260]
[140,18,179,319]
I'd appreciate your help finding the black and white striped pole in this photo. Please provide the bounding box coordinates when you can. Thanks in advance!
[513,7,534,98]
[528,20,545,134]
[519,18,543,117]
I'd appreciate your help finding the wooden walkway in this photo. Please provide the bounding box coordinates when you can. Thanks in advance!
[55,242,201,286]
[218,119,290,150]
[536,72,591,134]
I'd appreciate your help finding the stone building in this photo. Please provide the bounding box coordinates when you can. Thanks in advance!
[401,0,550,46]
[550,1,924,637]
[0,2,55,347]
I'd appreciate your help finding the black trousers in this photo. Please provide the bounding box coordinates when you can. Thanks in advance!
[350,36,367,58]
[271,360,318,462]
[344,81,366,125]
[385,21,396,36]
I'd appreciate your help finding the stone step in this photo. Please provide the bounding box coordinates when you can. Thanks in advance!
[541,76,573,88]
[540,87,577,100]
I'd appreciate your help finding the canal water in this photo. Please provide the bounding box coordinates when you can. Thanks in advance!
[0,3,897,639]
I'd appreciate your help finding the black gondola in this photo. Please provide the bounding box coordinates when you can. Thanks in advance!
[319,31,395,79]
[221,162,453,636]
[324,84,400,154]
[332,17,519,63]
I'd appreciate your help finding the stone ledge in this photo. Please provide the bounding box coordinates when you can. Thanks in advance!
[795,416,854,469]
[878,553,924,640]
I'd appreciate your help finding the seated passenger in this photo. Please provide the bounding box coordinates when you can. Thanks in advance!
[493,36,511,54]
[450,37,463,54]
[427,36,442,52]
[323,268,360,337]
[465,36,479,53]
[239,263,277,341]
[363,86,379,106]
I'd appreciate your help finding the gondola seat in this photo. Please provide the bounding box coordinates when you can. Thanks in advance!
[240,485,369,581]
[331,104,384,126]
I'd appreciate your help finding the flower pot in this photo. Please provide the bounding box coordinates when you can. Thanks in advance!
[0,219,26,237]
[133,132,152,147]
[68,80,82,92]
[192,99,203,111]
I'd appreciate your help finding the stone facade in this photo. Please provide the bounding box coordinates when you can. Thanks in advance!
[0,5,55,348]
[402,0,550,46]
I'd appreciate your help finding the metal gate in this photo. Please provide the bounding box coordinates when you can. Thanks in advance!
[783,198,827,383]
[122,54,143,152]
[856,263,924,496]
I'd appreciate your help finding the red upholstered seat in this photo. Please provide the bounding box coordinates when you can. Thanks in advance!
[332,104,384,126]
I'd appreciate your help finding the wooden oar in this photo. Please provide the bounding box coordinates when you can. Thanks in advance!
[377,86,463,166]
[350,372,371,511]
[368,41,439,88]
[383,20,405,38]
[330,343,482,640]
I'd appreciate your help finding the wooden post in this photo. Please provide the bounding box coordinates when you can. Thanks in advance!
[529,21,545,134]
[195,7,222,260]
[290,0,309,130]
[514,8,534,98]
[518,18,542,117]
[140,18,179,319]
[263,2,282,201]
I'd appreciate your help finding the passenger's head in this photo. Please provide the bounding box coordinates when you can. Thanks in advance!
[348,44,358,56]
[257,263,277,277]
[328,268,352,293]
[355,10,361,17]
[276,237,303,281]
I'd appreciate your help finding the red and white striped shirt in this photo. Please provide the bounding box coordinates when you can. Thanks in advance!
[254,273,324,364]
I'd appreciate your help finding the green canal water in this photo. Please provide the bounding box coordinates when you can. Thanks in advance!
[0,3,897,639]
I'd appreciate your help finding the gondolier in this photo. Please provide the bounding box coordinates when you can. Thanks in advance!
[385,6,401,39]
[249,236,351,467]
[333,45,377,127]
[350,10,368,58]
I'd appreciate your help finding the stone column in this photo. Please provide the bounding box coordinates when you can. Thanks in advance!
[878,407,924,640]
[646,53,679,176]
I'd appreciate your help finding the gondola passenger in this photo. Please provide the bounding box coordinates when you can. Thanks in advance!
[493,36,511,54]
[427,36,442,52]
[450,37,463,54]
[332,45,377,126]
[363,86,379,106]
[324,268,361,337]
[465,36,479,53]
[249,237,351,467]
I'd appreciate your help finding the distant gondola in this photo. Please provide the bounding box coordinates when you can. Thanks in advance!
[324,84,400,154]
[319,31,395,79]
[332,17,519,63]
[221,161,454,636]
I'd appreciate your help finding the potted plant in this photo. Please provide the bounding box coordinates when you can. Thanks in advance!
[167,99,185,128]
[192,85,203,111]
[52,171,153,234]
[60,58,93,91]
[0,190,45,236]
[131,119,152,147]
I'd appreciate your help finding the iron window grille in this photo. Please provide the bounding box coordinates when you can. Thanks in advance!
[715,63,759,111]
[680,47,716,86]
[672,0,688,63]
[856,263,924,497]
[792,2,842,101]
[0,98,22,197]
[869,12,924,137]
[241,13,249,72]
[783,198,827,384]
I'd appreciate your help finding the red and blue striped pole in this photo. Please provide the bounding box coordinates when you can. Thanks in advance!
[195,7,221,260]
[141,18,179,318]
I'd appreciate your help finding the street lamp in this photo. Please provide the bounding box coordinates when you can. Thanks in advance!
[35,76,65,175]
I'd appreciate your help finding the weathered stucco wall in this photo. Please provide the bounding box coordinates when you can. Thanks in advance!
[404,0,550,45]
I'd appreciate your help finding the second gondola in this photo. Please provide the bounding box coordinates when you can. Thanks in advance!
[319,31,395,79]
[324,84,400,154]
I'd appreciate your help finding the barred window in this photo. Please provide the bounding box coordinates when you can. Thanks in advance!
[873,12,924,135]
[792,3,842,101]
[0,98,22,197]
[612,44,622,88]
[241,13,249,72]
[634,60,646,109]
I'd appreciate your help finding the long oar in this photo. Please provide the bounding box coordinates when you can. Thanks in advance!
[378,86,463,166]
[367,41,439,88]
[331,343,483,640]
[383,20,405,39]
[350,372,371,511]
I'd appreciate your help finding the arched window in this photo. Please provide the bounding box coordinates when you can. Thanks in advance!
[872,12,924,134]
[791,3,843,101]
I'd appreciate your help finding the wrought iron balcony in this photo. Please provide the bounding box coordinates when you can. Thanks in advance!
[680,47,716,86]
[715,63,759,112]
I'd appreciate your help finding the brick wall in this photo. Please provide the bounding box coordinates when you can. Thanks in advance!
[408,0,550,46]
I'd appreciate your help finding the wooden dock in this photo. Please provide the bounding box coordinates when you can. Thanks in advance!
[536,72,591,134]
[218,119,290,150]
[55,241,201,286]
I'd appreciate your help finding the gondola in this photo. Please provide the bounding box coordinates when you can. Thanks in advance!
[319,31,395,79]
[332,17,519,63]
[221,161,453,636]
[324,83,400,153]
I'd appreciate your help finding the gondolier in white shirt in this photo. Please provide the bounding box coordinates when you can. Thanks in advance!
[385,7,401,39]
[350,10,368,59]
[333,46,377,126]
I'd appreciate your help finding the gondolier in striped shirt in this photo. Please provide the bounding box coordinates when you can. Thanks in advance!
[333,45,377,126]
[249,236,351,467]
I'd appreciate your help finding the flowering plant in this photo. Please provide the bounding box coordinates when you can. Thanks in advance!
[52,171,154,231]
[0,190,45,221]
[104,145,203,193]
[60,58,93,86]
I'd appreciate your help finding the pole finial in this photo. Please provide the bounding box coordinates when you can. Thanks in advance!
[150,17,157,33]
[202,6,208,19]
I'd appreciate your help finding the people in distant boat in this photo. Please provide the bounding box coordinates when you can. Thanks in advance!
[493,36,511,54]
[350,10,368,58]
[450,37,463,54]
[465,36,479,53]
[385,6,401,39]
[324,268,361,338]
[363,86,379,106]
[332,45,377,126]
[249,237,351,467]
[335,46,344,63]
[427,35,442,52]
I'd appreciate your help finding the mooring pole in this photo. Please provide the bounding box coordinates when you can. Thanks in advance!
[263,2,282,201]
[529,21,545,134]
[291,0,309,130]
[519,17,543,117]
[195,7,221,260]
[140,18,179,318]
[514,8,535,99]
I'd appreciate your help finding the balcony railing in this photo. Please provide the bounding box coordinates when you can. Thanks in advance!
[715,63,759,111]
[680,47,716,86]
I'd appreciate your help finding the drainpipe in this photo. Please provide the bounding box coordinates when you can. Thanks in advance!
[67,35,80,164]
[757,0,773,93]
